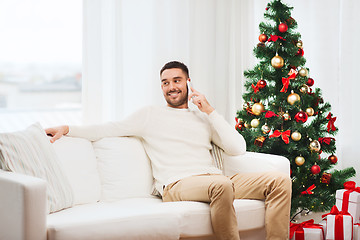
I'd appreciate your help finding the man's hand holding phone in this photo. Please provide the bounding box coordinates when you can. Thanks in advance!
[188,87,214,115]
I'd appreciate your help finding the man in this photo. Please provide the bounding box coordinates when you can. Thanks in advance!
[46,61,291,240]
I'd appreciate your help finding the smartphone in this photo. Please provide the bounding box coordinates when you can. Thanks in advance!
[187,80,193,97]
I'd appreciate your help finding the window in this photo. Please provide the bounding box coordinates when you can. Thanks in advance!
[0,0,82,131]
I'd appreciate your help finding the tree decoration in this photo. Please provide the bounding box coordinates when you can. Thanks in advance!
[299,84,310,94]
[311,164,321,175]
[278,22,288,32]
[305,107,314,116]
[291,131,301,141]
[318,137,335,145]
[281,69,297,93]
[235,117,244,131]
[298,68,308,77]
[296,40,303,48]
[252,102,265,116]
[295,156,305,166]
[254,136,266,147]
[326,112,337,132]
[306,78,314,86]
[301,184,316,195]
[295,111,308,123]
[259,33,268,43]
[283,112,291,121]
[258,79,267,89]
[251,119,260,128]
[261,124,271,134]
[321,172,332,184]
[235,0,355,217]
[271,54,284,69]
[296,48,304,56]
[287,91,301,105]
[328,155,338,164]
[309,140,321,152]
[269,130,291,144]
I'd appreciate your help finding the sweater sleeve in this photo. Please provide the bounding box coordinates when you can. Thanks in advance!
[208,110,246,156]
[67,106,150,141]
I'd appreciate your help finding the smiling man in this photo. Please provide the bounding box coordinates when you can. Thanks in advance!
[46,61,291,240]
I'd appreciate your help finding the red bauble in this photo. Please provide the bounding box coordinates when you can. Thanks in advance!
[259,34,268,43]
[296,48,304,56]
[295,111,308,123]
[306,78,314,86]
[258,79,267,89]
[278,23,288,33]
[328,154,338,164]
[311,165,321,175]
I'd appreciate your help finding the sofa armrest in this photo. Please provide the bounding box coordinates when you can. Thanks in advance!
[0,170,47,240]
[223,151,290,177]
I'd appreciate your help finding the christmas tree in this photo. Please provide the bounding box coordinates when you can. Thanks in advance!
[235,0,356,218]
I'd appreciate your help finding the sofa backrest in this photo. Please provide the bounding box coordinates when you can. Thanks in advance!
[53,136,154,205]
[92,137,153,201]
[52,136,101,205]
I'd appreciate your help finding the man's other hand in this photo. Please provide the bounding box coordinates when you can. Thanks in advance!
[188,87,215,115]
[45,125,69,143]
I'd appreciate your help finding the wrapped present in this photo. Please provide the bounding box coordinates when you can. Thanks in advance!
[290,219,324,240]
[324,206,353,240]
[354,224,360,240]
[336,181,360,223]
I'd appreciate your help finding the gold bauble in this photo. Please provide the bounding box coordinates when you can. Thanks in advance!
[296,40,303,48]
[251,119,260,128]
[271,55,284,69]
[291,131,302,141]
[309,140,321,152]
[300,84,310,94]
[287,91,301,105]
[295,156,305,166]
[283,112,291,121]
[261,124,270,134]
[244,122,251,128]
[298,68,308,77]
[306,107,314,116]
[252,103,265,116]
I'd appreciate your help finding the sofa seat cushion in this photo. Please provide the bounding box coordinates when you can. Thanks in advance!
[47,197,180,240]
[167,199,265,237]
[47,197,265,240]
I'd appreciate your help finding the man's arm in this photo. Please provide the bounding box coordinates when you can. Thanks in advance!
[45,106,150,142]
[189,87,246,156]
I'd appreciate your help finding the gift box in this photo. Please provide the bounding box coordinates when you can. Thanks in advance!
[335,181,360,224]
[290,219,324,240]
[325,206,353,240]
[354,224,360,240]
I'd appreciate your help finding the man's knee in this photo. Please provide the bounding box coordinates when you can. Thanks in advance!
[208,177,235,199]
[267,172,292,195]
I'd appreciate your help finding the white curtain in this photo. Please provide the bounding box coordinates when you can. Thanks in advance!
[83,0,359,182]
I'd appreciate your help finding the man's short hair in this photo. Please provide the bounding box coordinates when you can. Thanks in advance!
[160,61,189,78]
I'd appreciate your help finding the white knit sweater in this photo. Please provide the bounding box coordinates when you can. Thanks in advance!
[67,106,246,194]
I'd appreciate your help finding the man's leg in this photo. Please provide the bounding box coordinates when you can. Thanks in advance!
[230,172,291,240]
[163,174,240,240]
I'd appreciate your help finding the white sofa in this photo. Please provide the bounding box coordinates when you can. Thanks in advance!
[0,135,290,240]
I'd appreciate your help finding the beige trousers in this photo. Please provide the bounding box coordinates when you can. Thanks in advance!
[162,172,291,240]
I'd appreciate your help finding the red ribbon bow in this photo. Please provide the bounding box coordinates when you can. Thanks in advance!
[269,130,291,144]
[265,111,279,118]
[326,112,337,132]
[289,219,324,240]
[342,181,360,213]
[252,81,260,94]
[322,205,353,240]
[280,69,298,93]
[267,35,286,42]
[301,184,316,195]
[318,137,336,145]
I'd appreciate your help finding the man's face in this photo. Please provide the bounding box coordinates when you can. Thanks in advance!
[161,68,189,109]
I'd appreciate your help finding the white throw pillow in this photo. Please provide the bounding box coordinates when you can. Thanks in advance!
[93,137,153,201]
[0,123,74,213]
[52,136,101,205]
